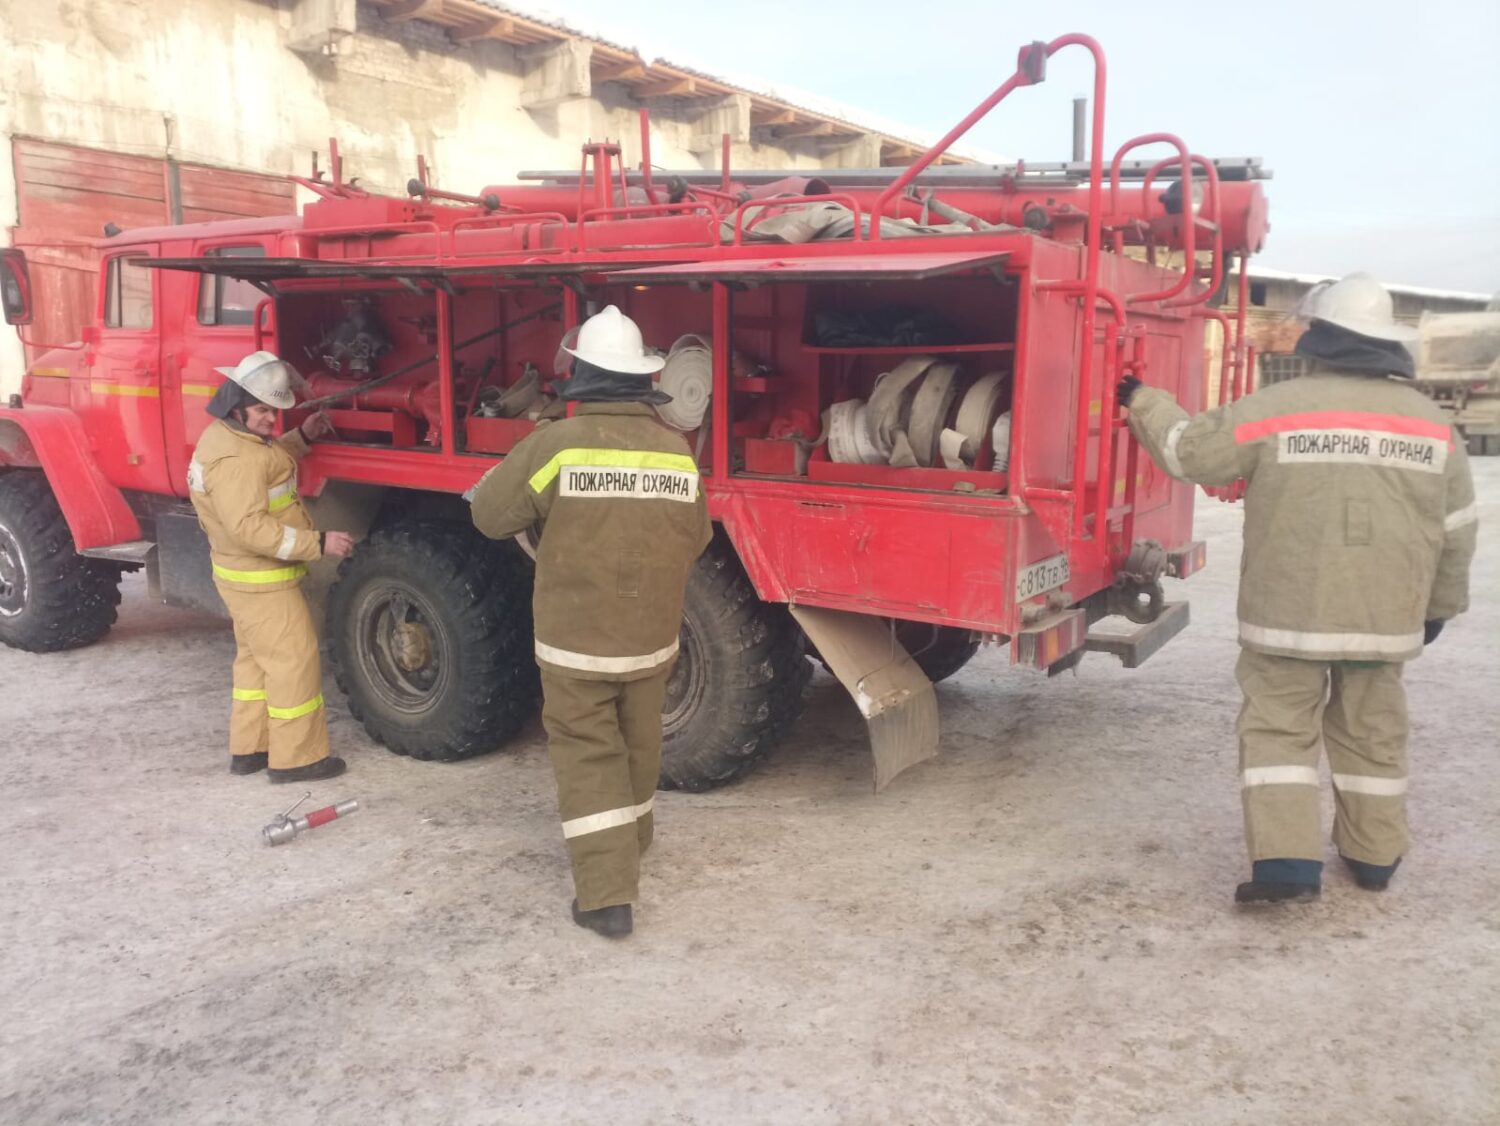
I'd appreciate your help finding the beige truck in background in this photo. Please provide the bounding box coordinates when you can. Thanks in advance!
[1415,298,1500,455]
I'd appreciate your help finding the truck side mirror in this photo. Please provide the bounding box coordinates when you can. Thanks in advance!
[1,248,33,326]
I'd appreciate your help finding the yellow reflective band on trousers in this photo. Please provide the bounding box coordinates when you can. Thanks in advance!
[528,448,700,494]
[267,693,324,721]
[213,562,308,584]
[220,584,330,771]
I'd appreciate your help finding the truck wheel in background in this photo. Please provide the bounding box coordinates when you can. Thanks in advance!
[809,620,982,684]
[0,472,122,652]
[659,538,812,792]
[894,621,983,683]
[326,519,539,760]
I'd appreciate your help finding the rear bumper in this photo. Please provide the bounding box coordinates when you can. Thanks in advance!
[1084,600,1190,668]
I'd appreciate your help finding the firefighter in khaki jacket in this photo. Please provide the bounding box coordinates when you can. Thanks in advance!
[1120,274,1477,905]
[189,351,355,783]
[469,308,712,938]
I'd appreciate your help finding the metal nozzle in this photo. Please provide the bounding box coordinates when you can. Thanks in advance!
[262,797,359,846]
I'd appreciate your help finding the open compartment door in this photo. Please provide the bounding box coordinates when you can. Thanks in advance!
[136,256,611,285]
[790,606,939,791]
[606,249,1009,285]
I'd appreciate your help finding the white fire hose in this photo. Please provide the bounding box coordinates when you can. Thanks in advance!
[655,333,713,432]
[942,370,1009,468]
[824,363,1012,473]
[906,361,960,466]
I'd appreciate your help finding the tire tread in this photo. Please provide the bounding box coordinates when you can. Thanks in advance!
[326,519,538,761]
[660,538,810,792]
[0,472,121,653]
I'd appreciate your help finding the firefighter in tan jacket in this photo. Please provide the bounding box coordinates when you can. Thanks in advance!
[189,351,355,783]
[1121,274,1477,905]
[469,308,712,938]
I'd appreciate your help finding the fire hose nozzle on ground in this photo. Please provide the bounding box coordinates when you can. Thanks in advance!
[262,791,360,846]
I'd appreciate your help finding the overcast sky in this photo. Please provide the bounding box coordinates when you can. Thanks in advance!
[527,0,1499,294]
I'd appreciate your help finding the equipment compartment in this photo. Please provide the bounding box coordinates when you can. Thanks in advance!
[594,268,1018,494]
[269,283,568,453]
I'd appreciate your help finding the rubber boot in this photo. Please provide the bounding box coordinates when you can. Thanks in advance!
[1342,855,1401,891]
[267,755,347,784]
[1235,858,1322,906]
[572,899,633,938]
[1235,881,1321,905]
[230,752,269,775]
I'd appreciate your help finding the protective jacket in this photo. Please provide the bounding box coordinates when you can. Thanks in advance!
[189,421,323,592]
[1128,364,1476,662]
[469,402,713,681]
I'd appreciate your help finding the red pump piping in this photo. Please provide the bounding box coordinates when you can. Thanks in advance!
[1108,134,1195,305]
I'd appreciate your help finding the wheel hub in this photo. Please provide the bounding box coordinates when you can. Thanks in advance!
[0,523,27,618]
[391,620,432,672]
[354,584,450,715]
[662,620,706,736]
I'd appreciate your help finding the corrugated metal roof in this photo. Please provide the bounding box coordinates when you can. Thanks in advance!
[487,1,1002,161]
[367,0,994,164]
[1248,264,1491,304]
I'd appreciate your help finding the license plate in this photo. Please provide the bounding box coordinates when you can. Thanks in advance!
[1015,554,1070,601]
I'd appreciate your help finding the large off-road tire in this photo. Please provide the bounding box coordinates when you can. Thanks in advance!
[326,519,539,760]
[0,472,122,652]
[659,538,811,792]
[894,621,982,683]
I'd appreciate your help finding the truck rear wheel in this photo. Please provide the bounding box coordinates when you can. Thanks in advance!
[810,621,982,684]
[326,519,539,760]
[894,621,982,683]
[0,472,122,652]
[659,538,811,792]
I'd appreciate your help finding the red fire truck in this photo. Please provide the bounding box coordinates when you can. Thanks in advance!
[0,36,1267,790]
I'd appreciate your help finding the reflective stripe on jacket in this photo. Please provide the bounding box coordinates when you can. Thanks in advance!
[189,420,322,593]
[1128,365,1477,662]
[468,402,713,681]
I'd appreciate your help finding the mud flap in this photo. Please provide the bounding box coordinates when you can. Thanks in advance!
[790,605,939,791]
[153,508,225,617]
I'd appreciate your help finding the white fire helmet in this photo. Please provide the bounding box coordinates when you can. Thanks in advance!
[213,350,300,410]
[562,305,666,375]
[1296,272,1418,345]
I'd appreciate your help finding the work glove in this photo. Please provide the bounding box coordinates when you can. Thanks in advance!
[300,411,336,442]
[1423,619,1445,646]
[1117,375,1143,410]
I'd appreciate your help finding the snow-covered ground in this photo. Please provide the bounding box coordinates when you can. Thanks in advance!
[2,463,1495,1125]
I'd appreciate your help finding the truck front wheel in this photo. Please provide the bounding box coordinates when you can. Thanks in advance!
[659,539,811,792]
[0,472,122,652]
[326,520,539,760]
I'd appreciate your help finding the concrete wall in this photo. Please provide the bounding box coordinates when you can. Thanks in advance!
[0,0,837,391]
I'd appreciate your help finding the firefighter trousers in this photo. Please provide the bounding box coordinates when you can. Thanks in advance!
[539,667,670,911]
[220,584,331,771]
[1236,649,1409,869]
